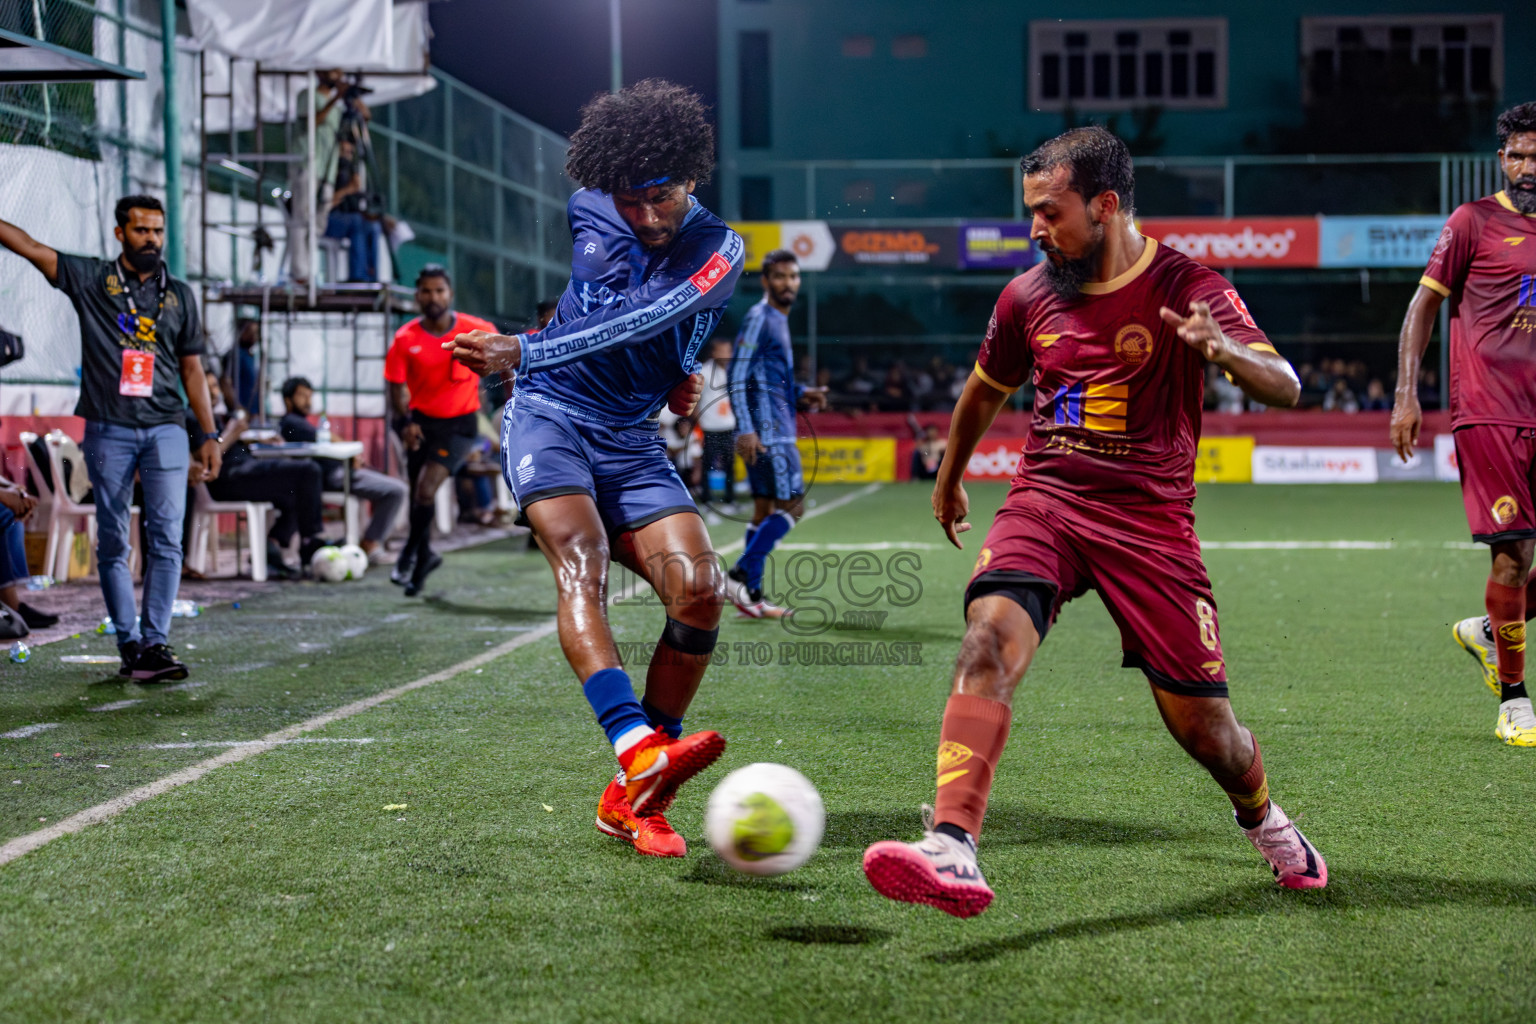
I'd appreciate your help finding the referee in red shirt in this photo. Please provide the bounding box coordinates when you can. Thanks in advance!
[385,265,495,595]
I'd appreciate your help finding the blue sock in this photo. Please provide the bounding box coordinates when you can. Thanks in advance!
[739,521,760,558]
[735,510,794,592]
[642,697,684,739]
[582,667,652,752]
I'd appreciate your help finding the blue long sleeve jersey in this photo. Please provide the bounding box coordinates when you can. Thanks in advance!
[513,189,745,428]
[729,298,803,443]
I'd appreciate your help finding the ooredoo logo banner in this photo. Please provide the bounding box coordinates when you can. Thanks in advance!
[964,440,1024,480]
[1139,218,1320,268]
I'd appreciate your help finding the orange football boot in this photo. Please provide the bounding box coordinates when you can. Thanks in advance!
[618,727,725,815]
[595,776,687,857]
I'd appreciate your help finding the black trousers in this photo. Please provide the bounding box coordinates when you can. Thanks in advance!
[210,459,324,545]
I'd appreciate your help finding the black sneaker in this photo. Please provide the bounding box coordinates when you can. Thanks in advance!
[17,603,59,629]
[117,639,142,678]
[299,535,335,567]
[390,552,416,586]
[403,551,442,597]
[130,643,189,683]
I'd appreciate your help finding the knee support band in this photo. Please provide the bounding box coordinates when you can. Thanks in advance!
[661,617,719,656]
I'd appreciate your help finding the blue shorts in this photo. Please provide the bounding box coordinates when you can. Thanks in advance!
[501,398,697,537]
[746,439,804,501]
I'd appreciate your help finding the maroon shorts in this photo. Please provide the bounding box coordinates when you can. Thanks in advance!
[1454,425,1536,543]
[966,484,1228,697]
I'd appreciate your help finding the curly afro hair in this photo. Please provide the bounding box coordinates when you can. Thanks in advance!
[565,79,715,194]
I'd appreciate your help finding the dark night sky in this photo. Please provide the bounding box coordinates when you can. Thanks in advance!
[428,0,720,141]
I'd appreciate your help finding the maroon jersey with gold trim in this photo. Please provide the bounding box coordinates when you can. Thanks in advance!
[1420,191,1536,430]
[976,238,1276,505]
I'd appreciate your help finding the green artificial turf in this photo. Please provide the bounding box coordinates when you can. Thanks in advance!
[1,482,1533,1023]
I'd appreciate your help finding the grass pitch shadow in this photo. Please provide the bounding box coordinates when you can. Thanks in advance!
[823,805,1200,850]
[930,872,1536,963]
[680,854,813,892]
[767,924,893,946]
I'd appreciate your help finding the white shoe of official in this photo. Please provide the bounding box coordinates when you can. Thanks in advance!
[1496,697,1536,747]
[1452,615,1501,696]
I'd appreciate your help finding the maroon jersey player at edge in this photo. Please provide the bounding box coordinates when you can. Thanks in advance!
[862,127,1328,919]
[1391,102,1536,747]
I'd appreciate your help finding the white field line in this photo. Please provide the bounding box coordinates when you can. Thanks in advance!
[0,621,557,867]
[0,485,891,867]
[87,700,144,712]
[1,723,59,740]
[780,541,944,551]
[144,738,376,750]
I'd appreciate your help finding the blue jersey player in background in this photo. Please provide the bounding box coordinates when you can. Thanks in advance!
[725,250,828,618]
[445,81,742,859]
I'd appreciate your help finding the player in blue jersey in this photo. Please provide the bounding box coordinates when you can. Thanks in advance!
[445,81,743,857]
[724,250,827,618]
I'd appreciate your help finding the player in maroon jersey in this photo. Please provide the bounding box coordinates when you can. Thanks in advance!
[1391,102,1536,747]
[862,127,1326,918]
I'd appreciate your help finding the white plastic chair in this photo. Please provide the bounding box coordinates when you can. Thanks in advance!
[21,431,139,582]
[322,490,362,546]
[186,483,272,581]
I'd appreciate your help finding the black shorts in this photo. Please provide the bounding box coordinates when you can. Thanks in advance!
[407,411,479,479]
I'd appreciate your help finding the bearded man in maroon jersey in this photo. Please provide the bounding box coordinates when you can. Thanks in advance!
[1392,102,1536,748]
[862,127,1326,918]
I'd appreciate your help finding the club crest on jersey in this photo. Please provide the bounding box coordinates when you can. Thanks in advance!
[937,741,973,786]
[1493,495,1520,525]
[1114,323,1153,366]
[1223,289,1257,329]
[690,253,732,293]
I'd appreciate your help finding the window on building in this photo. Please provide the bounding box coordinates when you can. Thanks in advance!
[1301,16,1501,102]
[891,35,927,60]
[1027,18,1226,111]
[841,35,875,58]
[740,177,774,220]
[739,31,771,149]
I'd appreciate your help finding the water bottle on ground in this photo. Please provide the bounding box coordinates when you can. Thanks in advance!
[8,641,29,664]
[171,600,201,618]
[25,575,53,591]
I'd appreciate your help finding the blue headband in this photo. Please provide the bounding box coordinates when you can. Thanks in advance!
[634,175,672,189]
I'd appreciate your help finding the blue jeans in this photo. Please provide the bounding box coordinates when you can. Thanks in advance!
[81,421,189,649]
[0,504,26,590]
[324,210,380,282]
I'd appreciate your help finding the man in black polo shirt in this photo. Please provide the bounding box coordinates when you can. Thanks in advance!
[0,195,220,681]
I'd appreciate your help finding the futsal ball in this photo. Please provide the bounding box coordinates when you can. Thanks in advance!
[705,763,824,876]
[309,545,351,582]
[339,544,368,580]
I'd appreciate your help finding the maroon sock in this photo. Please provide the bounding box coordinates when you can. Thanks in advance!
[932,694,1012,840]
[1211,734,1269,829]
[1487,578,1526,684]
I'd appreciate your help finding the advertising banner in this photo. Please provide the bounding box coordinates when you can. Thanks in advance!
[963,438,1025,481]
[1252,446,1378,483]
[1434,433,1459,482]
[959,222,1037,269]
[1139,217,1320,268]
[730,221,836,272]
[832,225,959,268]
[800,437,896,484]
[1375,447,1437,481]
[1318,216,1447,268]
[1194,436,1254,483]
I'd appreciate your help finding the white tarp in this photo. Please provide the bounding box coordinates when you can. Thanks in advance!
[196,1,434,133]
